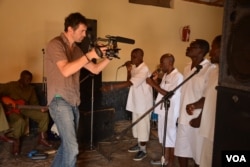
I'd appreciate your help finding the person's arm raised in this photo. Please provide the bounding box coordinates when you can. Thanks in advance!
[56,47,108,77]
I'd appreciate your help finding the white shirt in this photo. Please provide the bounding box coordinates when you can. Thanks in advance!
[178,59,214,125]
[199,65,219,141]
[154,68,183,118]
[126,62,153,113]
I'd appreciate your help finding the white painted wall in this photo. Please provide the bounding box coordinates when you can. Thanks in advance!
[0,0,223,82]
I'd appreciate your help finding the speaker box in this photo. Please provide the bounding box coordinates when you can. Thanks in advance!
[212,87,250,166]
[219,0,250,92]
[77,108,115,144]
[213,1,250,166]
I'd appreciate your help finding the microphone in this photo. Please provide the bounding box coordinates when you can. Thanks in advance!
[149,68,162,79]
[117,63,126,69]
[196,65,203,72]
[106,35,135,44]
[42,48,45,54]
[117,61,131,69]
[118,64,126,69]
[115,36,135,44]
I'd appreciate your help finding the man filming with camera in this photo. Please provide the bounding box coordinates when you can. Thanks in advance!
[45,12,112,167]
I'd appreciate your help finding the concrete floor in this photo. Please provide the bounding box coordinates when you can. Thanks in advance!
[0,120,195,167]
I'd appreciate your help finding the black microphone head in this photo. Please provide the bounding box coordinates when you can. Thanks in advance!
[196,65,203,71]
[115,36,135,44]
[105,35,135,44]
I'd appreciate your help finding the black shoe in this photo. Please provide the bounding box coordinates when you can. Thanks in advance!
[133,151,147,161]
[128,144,140,153]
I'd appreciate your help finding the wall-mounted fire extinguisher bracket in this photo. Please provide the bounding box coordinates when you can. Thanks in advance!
[181,25,191,42]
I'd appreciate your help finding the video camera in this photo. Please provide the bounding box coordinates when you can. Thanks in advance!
[94,35,135,59]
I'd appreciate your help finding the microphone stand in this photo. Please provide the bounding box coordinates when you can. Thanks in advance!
[90,75,95,150]
[100,65,202,161]
[41,49,47,105]
[115,66,123,81]
[160,98,170,166]
[80,73,95,150]
[79,34,98,150]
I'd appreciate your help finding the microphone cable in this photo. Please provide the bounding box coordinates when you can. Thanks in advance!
[115,67,120,81]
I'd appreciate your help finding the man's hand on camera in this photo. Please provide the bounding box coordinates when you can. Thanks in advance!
[89,46,107,59]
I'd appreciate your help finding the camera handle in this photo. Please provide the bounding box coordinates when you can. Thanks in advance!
[94,46,103,58]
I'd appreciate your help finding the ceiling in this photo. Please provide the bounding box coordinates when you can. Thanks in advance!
[184,0,224,7]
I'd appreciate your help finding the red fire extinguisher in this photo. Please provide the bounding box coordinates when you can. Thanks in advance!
[182,26,190,42]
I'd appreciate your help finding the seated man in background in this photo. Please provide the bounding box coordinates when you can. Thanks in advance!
[0,70,52,155]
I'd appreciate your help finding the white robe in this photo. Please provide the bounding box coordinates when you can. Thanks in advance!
[154,68,183,147]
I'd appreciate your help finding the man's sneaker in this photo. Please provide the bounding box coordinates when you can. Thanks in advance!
[150,159,168,166]
[128,144,140,153]
[133,151,147,161]
[150,159,162,165]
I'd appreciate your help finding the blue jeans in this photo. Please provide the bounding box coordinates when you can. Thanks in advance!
[49,97,79,167]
